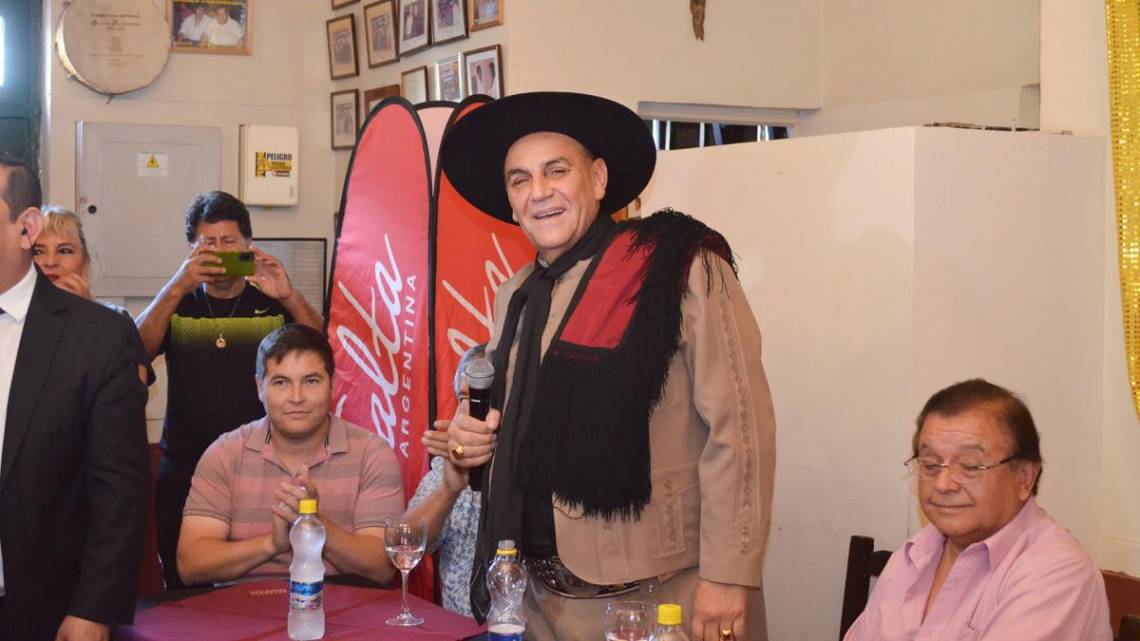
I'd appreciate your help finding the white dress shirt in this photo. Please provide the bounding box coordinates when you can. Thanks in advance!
[178,14,214,43]
[206,19,245,47]
[0,263,37,594]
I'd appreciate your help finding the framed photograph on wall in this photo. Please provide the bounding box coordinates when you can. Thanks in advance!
[464,44,502,98]
[169,0,252,54]
[398,0,430,56]
[331,89,360,150]
[364,84,401,115]
[401,65,429,104]
[430,0,467,45]
[434,53,464,101]
[468,0,502,31]
[332,0,360,8]
[326,14,360,79]
[364,0,399,67]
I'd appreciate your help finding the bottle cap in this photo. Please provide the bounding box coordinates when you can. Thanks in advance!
[496,539,518,556]
[658,604,683,626]
[299,499,318,515]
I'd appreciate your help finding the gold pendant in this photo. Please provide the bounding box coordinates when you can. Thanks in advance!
[216,334,227,349]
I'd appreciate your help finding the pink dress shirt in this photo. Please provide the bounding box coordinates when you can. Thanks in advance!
[844,498,1112,641]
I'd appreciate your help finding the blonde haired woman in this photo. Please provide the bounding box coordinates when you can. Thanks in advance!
[33,206,98,300]
[34,206,154,384]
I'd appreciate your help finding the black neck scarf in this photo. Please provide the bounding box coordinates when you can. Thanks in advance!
[469,214,616,620]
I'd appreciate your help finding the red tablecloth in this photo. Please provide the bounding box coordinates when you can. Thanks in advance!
[120,581,485,641]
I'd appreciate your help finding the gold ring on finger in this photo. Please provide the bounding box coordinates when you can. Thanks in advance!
[451,444,465,460]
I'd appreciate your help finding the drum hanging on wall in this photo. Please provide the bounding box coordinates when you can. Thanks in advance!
[55,0,170,97]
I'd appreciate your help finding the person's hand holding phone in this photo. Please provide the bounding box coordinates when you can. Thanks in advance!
[173,241,226,295]
[246,245,295,300]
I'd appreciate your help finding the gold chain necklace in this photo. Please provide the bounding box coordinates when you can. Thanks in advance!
[202,284,246,349]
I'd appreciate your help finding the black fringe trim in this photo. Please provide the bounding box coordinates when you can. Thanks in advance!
[515,209,735,521]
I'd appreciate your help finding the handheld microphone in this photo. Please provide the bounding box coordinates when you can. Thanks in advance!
[463,358,494,492]
[463,358,494,421]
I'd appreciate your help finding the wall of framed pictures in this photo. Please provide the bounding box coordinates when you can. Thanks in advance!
[325,0,507,150]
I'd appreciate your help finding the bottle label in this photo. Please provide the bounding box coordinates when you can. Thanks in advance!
[289,580,323,611]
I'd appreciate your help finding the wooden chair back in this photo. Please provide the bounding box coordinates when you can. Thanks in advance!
[1104,570,1140,640]
[839,535,892,641]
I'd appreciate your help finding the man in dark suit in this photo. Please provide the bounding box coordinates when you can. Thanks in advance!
[0,153,149,641]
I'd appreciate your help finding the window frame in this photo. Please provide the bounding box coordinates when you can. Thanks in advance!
[0,0,42,170]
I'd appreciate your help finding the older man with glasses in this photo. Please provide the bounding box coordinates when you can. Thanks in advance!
[844,378,1112,641]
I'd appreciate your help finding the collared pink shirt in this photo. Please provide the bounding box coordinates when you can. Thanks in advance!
[184,415,404,580]
[845,498,1112,641]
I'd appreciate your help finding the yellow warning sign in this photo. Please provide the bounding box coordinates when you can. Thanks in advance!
[255,152,293,178]
[137,151,169,178]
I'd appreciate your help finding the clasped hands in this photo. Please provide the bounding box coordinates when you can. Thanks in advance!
[269,464,319,553]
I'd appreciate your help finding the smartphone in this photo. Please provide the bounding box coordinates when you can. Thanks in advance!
[210,251,256,276]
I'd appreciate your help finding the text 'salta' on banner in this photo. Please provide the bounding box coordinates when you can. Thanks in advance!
[327,100,432,503]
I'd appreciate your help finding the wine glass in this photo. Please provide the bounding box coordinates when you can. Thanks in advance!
[603,601,655,641]
[384,519,427,626]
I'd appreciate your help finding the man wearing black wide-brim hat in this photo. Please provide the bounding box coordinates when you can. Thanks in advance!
[440,92,775,641]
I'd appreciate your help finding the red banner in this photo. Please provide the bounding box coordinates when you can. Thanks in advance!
[327,99,432,500]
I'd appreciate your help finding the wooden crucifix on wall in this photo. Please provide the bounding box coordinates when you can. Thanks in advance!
[691,0,706,40]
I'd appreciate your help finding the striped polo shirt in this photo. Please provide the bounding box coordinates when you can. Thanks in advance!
[184,415,404,580]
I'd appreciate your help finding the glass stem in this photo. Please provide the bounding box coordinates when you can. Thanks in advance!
[400,569,410,615]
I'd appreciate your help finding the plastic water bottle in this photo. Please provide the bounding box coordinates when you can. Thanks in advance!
[486,539,526,641]
[649,604,690,641]
[288,499,326,640]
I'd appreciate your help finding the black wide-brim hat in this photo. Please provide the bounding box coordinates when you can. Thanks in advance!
[439,91,657,222]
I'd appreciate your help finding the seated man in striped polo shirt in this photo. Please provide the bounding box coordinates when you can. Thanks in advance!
[176,324,405,585]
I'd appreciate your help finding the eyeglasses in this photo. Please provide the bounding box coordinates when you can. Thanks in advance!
[904,454,1021,483]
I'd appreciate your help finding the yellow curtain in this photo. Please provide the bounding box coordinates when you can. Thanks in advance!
[1108,0,1140,418]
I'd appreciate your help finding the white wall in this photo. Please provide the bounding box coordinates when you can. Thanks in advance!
[645,129,917,641]
[506,0,821,111]
[44,0,338,441]
[641,127,1105,641]
[801,0,1041,135]
[1040,0,1140,574]
[912,128,1105,551]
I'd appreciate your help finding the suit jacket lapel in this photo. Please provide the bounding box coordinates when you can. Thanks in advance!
[0,273,66,494]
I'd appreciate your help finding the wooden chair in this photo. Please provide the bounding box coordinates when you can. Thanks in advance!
[1104,570,1140,641]
[1121,614,1140,641]
[136,444,165,598]
[839,535,892,641]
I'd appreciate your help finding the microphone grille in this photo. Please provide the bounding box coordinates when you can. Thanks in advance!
[464,358,495,390]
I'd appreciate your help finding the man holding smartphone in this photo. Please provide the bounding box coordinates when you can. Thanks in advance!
[137,190,322,588]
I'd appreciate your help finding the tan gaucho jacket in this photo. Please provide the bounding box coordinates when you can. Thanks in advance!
[485,250,775,588]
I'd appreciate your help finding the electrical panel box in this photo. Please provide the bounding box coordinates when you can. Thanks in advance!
[239,125,300,206]
[76,121,222,298]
